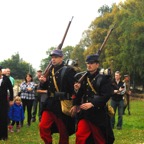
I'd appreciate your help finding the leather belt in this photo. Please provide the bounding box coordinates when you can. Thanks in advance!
[84,95,99,103]
[49,92,71,100]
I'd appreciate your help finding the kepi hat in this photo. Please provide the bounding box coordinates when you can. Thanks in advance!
[86,54,99,63]
[50,49,63,57]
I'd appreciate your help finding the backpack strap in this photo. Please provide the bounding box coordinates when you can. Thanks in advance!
[60,66,67,91]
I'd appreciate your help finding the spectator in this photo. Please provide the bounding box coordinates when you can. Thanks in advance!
[36,77,48,122]
[5,68,15,125]
[31,70,43,122]
[2,68,7,75]
[110,71,126,130]
[5,68,15,87]
[20,73,35,126]
[123,74,131,115]
[8,96,24,132]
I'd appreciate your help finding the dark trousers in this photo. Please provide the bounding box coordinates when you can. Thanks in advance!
[11,121,19,126]
[0,100,8,140]
[7,97,11,125]
[39,111,69,144]
[39,102,45,120]
[32,95,41,119]
[21,99,34,125]
[110,99,124,128]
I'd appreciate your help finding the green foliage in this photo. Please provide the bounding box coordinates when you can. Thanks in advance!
[0,53,36,79]
[81,4,116,70]
[98,4,112,16]
[38,0,144,88]
[1,0,144,88]
[0,100,143,144]
[77,0,144,87]
[113,0,144,87]
[40,47,55,71]
[70,44,86,71]
[63,46,75,61]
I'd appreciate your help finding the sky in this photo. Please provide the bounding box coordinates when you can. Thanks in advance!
[0,0,123,70]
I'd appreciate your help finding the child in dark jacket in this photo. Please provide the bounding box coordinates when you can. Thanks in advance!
[8,96,24,132]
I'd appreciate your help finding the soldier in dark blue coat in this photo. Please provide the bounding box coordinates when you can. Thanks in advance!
[73,54,115,144]
[39,49,76,144]
[0,66,14,140]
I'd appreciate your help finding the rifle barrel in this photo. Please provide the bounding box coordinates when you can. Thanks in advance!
[78,24,115,83]
[43,17,74,78]
[98,24,115,55]
[58,16,74,49]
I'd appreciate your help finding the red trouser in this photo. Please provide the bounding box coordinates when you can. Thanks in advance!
[39,111,69,144]
[76,119,106,144]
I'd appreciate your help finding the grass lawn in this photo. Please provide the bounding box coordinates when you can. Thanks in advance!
[0,100,143,144]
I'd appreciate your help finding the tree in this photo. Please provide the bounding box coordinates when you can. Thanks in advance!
[112,0,144,88]
[71,44,85,71]
[0,53,35,79]
[73,0,144,89]
[37,0,144,89]
[63,46,74,61]
[40,47,55,71]
[80,4,115,70]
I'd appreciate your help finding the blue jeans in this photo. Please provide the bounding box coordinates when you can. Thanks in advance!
[110,99,124,128]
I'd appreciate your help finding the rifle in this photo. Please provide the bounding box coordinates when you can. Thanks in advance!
[97,24,115,55]
[76,24,115,83]
[43,16,74,78]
